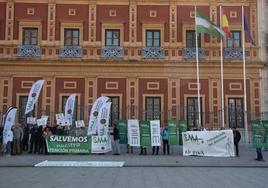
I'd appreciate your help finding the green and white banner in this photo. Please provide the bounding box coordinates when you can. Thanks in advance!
[45,135,91,153]
[91,135,112,153]
[128,119,140,146]
[168,119,179,145]
[250,120,264,148]
[262,120,268,148]
[140,120,151,147]
[118,120,128,144]
[182,130,235,157]
[150,120,161,146]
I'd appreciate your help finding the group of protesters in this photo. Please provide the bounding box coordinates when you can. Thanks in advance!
[1,123,53,156]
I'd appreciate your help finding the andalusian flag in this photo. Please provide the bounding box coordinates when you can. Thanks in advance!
[222,14,237,47]
[196,12,225,38]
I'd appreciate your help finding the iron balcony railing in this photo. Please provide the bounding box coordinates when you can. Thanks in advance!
[142,47,164,59]
[183,48,206,59]
[17,45,41,58]
[101,46,124,58]
[224,48,243,59]
[59,46,82,58]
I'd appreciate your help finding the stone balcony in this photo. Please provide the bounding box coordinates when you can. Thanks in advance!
[224,48,243,59]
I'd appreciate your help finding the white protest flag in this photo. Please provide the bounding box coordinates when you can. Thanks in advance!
[87,96,110,135]
[64,94,76,126]
[3,107,17,144]
[127,119,140,147]
[96,102,112,136]
[91,102,112,153]
[75,120,85,128]
[150,120,161,146]
[25,80,45,115]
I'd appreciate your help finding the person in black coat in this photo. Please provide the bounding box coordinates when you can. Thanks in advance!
[233,128,241,157]
[28,125,38,154]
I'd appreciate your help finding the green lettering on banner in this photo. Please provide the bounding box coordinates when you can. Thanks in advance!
[184,133,204,144]
[140,120,151,147]
[46,135,91,154]
[117,120,128,144]
[250,120,264,148]
[168,119,179,145]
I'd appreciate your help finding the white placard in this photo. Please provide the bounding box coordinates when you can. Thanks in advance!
[127,119,140,147]
[182,130,235,157]
[37,116,48,127]
[91,135,112,153]
[27,117,36,125]
[150,120,161,146]
[75,120,85,128]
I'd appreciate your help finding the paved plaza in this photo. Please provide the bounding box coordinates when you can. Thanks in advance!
[0,146,268,188]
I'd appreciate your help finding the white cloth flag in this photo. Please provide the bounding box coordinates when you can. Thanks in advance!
[3,107,17,144]
[150,120,161,146]
[96,102,111,136]
[91,102,112,153]
[182,130,235,157]
[87,96,110,135]
[64,94,76,125]
[128,119,140,147]
[25,80,45,115]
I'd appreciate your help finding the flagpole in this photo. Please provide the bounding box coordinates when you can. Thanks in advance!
[242,6,249,144]
[220,5,225,129]
[195,6,201,129]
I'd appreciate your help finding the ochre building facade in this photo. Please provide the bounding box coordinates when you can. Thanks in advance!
[0,0,263,129]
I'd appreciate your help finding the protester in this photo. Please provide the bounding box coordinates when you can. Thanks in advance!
[22,125,30,152]
[255,127,265,161]
[28,125,38,154]
[12,123,24,155]
[161,125,170,155]
[232,128,241,157]
[139,146,147,155]
[43,127,52,154]
[37,126,45,154]
[111,123,120,155]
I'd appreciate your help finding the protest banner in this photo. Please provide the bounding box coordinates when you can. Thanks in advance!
[179,120,187,145]
[117,120,128,144]
[140,120,151,147]
[168,119,179,145]
[27,117,36,125]
[150,120,161,146]
[250,120,264,148]
[262,120,268,148]
[45,135,91,153]
[128,119,140,146]
[91,135,112,153]
[3,107,17,144]
[182,130,235,157]
[37,116,48,127]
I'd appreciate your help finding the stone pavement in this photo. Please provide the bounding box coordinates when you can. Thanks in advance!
[0,145,267,167]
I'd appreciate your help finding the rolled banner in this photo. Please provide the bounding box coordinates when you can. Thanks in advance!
[64,94,76,126]
[25,80,45,115]
[87,96,110,135]
[3,107,17,144]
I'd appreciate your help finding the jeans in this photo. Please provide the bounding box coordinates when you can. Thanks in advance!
[163,139,170,154]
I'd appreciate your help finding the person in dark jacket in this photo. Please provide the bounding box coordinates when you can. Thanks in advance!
[28,125,38,154]
[111,123,120,155]
[233,128,241,157]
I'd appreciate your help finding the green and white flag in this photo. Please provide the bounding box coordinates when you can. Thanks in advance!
[196,11,225,38]
[25,80,45,115]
